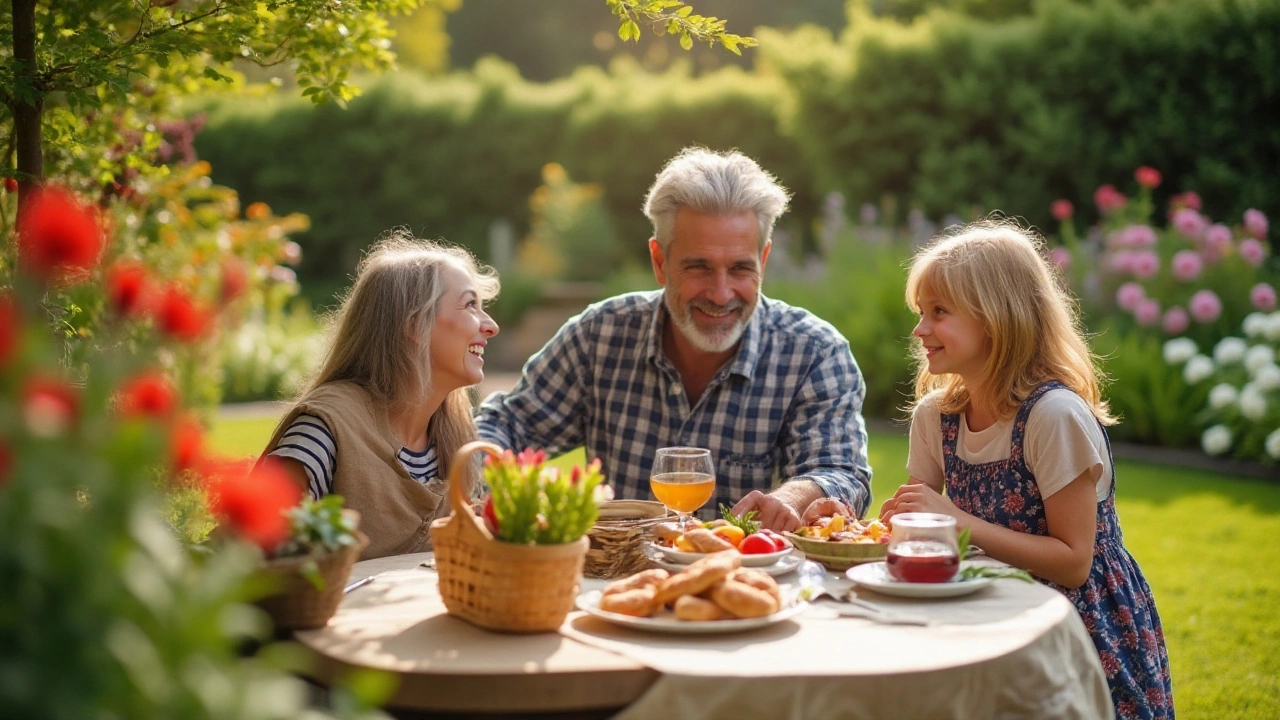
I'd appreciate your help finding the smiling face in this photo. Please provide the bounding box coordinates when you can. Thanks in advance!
[912,288,989,383]
[428,261,499,392]
[650,207,770,356]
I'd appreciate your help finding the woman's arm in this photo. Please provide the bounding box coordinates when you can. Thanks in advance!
[884,472,1097,588]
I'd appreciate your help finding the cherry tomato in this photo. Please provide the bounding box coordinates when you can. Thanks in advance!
[739,533,777,555]
[760,529,789,552]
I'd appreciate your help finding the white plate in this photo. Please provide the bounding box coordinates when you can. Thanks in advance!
[642,544,802,577]
[846,562,994,598]
[646,541,792,568]
[575,590,807,634]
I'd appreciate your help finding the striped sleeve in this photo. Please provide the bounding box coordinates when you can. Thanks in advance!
[269,413,336,500]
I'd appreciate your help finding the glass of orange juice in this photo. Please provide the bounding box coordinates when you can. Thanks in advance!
[649,447,715,525]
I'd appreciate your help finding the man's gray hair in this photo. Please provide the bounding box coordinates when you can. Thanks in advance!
[643,147,791,252]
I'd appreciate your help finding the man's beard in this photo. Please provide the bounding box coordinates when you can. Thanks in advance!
[663,287,756,354]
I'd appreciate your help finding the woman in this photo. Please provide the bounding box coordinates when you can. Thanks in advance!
[261,232,499,559]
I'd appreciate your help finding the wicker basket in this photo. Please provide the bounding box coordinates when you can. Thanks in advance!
[584,500,673,579]
[429,441,589,633]
[256,518,370,631]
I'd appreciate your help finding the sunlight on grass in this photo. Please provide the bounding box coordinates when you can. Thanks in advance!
[209,414,1279,719]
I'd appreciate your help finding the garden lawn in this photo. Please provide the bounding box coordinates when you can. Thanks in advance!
[211,417,1280,720]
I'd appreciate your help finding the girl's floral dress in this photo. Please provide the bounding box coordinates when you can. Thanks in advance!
[942,382,1174,720]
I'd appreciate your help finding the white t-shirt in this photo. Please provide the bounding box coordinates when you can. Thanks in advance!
[906,389,1112,502]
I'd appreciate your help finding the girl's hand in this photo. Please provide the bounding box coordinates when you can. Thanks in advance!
[882,482,958,520]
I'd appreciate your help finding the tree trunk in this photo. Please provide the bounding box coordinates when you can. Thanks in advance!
[10,0,43,207]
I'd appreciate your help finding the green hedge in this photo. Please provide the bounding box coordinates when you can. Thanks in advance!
[762,0,1280,230]
[196,59,816,288]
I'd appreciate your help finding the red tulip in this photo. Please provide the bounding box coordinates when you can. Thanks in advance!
[15,186,106,284]
[207,457,302,552]
[117,371,176,418]
[153,285,210,342]
[1051,199,1074,221]
[23,376,79,438]
[106,260,150,317]
[3,178,16,193]
[0,294,20,368]
[1134,166,1162,189]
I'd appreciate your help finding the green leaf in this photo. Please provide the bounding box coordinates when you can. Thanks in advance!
[679,32,693,50]
[677,5,693,17]
[959,565,1035,583]
[957,528,972,560]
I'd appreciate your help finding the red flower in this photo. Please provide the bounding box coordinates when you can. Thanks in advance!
[153,285,210,342]
[3,177,16,193]
[207,457,301,552]
[219,258,248,304]
[170,416,205,474]
[1134,166,1162,189]
[1093,184,1128,214]
[23,376,79,437]
[0,294,20,368]
[106,260,150,317]
[1169,191,1202,212]
[1050,199,1073,222]
[0,441,11,487]
[15,186,106,284]
[117,371,176,418]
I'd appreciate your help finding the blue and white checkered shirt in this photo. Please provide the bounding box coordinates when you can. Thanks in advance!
[475,291,872,518]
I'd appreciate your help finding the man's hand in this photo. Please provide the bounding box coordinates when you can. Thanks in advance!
[802,497,852,525]
[731,481,824,532]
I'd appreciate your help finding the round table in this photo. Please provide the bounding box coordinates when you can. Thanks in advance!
[294,553,1114,719]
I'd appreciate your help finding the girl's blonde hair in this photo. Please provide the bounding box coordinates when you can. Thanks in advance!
[905,220,1115,424]
[294,230,500,489]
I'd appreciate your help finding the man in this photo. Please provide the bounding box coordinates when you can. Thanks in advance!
[475,147,872,530]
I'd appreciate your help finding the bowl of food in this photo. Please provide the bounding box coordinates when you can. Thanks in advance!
[649,506,794,568]
[784,515,890,570]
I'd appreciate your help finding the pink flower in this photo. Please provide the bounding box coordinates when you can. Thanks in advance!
[1094,184,1128,214]
[1251,283,1277,311]
[1240,238,1266,267]
[1051,200,1074,221]
[1134,166,1162,189]
[1110,251,1135,274]
[1116,282,1145,312]
[1205,224,1233,253]
[1129,251,1159,279]
[1171,250,1203,281]
[1189,289,1222,323]
[1170,191,1202,212]
[1162,307,1190,335]
[1121,225,1157,247]
[1134,298,1161,326]
[1173,208,1208,239]
[1049,247,1072,271]
[1244,209,1269,239]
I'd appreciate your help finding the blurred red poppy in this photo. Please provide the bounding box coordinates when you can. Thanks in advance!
[1134,166,1162,189]
[207,457,301,552]
[118,371,176,419]
[153,285,210,342]
[0,294,19,368]
[23,376,79,438]
[106,261,150,317]
[15,186,106,284]
[1051,199,1074,222]
[170,416,205,474]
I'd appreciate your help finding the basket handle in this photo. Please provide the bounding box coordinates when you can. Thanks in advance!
[448,440,505,539]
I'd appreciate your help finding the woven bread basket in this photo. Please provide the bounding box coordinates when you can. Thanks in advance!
[584,500,673,579]
[429,441,588,633]
[256,512,370,631]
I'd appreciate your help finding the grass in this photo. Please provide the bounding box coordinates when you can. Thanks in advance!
[211,415,1280,719]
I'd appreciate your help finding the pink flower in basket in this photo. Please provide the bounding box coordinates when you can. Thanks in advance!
[481,449,612,545]
[1189,289,1223,323]
[1162,307,1190,335]
[1251,283,1277,312]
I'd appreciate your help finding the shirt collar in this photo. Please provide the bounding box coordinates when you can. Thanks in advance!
[644,291,766,380]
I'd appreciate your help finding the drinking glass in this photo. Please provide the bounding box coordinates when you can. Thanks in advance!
[886,513,960,583]
[648,447,715,526]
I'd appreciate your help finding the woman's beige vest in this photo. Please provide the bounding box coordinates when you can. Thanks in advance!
[262,381,448,560]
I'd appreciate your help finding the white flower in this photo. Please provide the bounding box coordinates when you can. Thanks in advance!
[1183,355,1216,384]
[1208,383,1240,410]
[1243,312,1270,338]
[1162,337,1199,365]
[1240,383,1269,421]
[1267,312,1280,342]
[1202,425,1233,455]
[1213,337,1248,365]
[1266,428,1280,459]
[1246,345,1278,374]
[1255,364,1280,392]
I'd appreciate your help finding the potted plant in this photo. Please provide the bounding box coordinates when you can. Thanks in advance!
[430,442,611,633]
[255,494,369,631]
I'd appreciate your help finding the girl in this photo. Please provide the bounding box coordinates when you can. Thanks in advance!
[260,232,499,559]
[880,222,1173,720]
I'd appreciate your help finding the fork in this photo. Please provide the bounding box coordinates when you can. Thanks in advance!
[797,561,932,626]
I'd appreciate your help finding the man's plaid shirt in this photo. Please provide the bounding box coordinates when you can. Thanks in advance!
[475,291,873,518]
